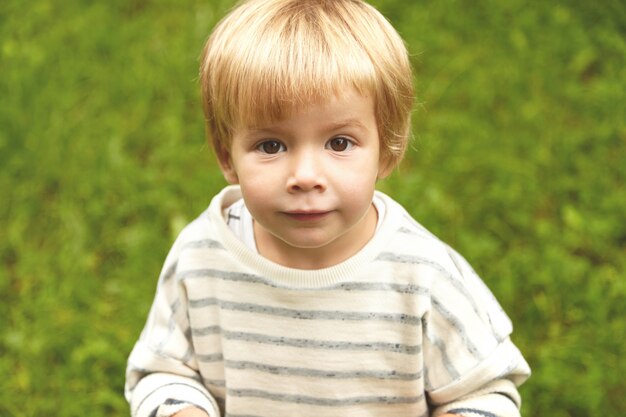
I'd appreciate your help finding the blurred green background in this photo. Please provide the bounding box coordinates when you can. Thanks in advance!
[1,0,624,415]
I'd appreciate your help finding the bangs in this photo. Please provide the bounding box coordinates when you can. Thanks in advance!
[203,0,379,137]
[235,17,378,128]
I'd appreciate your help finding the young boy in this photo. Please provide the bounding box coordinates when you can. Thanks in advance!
[125,0,531,416]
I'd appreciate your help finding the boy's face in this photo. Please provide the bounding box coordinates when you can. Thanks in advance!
[219,89,388,269]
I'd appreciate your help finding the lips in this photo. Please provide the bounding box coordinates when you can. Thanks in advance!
[283,210,332,222]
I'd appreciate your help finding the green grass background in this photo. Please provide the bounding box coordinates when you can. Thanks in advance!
[1,0,624,415]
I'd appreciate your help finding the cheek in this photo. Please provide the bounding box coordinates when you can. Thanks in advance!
[239,185,264,217]
[338,169,378,205]
[237,162,279,190]
[237,168,278,211]
[346,157,381,187]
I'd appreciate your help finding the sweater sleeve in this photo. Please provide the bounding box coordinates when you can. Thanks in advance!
[423,246,531,417]
[125,238,220,417]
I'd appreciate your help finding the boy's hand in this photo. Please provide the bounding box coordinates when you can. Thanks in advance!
[170,410,459,417]
[169,405,462,417]
[170,408,460,417]
[170,410,457,417]
[172,407,211,417]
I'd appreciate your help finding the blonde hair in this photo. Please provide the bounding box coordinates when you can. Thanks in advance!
[200,0,414,170]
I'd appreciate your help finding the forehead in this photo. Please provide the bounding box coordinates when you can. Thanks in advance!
[235,89,377,133]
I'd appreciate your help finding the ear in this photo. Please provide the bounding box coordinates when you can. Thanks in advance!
[216,145,239,184]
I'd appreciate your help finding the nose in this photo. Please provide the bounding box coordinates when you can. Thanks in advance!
[286,150,327,193]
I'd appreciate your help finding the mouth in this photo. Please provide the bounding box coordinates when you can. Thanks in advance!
[283,210,332,222]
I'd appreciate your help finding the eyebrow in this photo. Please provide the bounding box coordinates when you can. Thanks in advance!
[247,118,369,136]
[325,118,369,132]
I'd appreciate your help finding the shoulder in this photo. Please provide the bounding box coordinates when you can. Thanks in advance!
[373,193,507,314]
[175,185,241,246]
[375,192,459,272]
[377,193,514,338]
[162,186,242,273]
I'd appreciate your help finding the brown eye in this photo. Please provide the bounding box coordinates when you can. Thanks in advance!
[327,137,353,152]
[258,140,285,154]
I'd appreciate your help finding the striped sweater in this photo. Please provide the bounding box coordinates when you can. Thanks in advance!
[125,186,530,417]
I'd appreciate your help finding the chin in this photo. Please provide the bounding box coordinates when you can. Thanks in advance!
[280,234,338,250]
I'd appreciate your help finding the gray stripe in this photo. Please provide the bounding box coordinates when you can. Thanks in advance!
[432,298,483,360]
[225,330,420,354]
[215,396,225,413]
[225,414,429,417]
[189,297,421,325]
[422,318,459,379]
[203,378,226,388]
[423,366,432,390]
[197,352,223,362]
[376,252,480,313]
[225,414,263,417]
[192,325,221,336]
[192,327,420,354]
[180,269,279,287]
[156,301,182,353]
[159,239,231,284]
[182,239,224,250]
[170,298,181,314]
[398,226,432,239]
[159,261,178,284]
[134,382,214,417]
[228,406,434,417]
[225,360,422,380]
[401,213,437,239]
[179,268,429,294]
[448,408,497,417]
[335,282,429,295]
[228,388,423,406]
